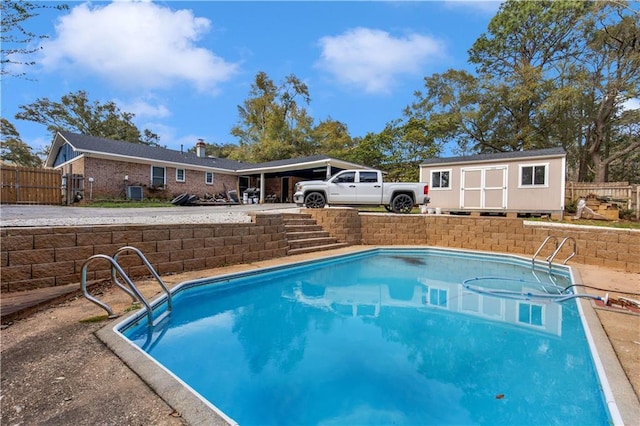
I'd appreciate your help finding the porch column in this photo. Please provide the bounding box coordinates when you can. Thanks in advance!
[259,172,265,203]
[326,162,331,179]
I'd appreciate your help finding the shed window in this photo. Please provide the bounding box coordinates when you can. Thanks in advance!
[205,172,214,185]
[431,170,451,189]
[151,166,166,187]
[520,164,547,187]
[176,169,185,182]
[518,302,544,327]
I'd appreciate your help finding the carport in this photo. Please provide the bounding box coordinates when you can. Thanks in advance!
[237,155,368,203]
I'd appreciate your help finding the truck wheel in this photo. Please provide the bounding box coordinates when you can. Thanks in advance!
[391,194,413,213]
[304,192,326,208]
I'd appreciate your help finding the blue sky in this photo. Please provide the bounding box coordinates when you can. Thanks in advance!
[2,1,504,154]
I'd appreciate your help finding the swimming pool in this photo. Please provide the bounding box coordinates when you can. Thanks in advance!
[113,248,622,425]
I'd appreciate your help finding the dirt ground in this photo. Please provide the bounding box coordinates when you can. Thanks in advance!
[1,252,639,425]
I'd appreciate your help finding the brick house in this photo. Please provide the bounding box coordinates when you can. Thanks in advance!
[45,131,365,203]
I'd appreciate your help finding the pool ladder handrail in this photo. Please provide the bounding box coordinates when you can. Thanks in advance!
[80,246,172,327]
[531,236,577,270]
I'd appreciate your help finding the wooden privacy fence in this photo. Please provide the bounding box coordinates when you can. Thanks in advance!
[566,181,639,219]
[0,165,62,205]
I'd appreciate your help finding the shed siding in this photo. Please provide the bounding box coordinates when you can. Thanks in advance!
[421,153,565,213]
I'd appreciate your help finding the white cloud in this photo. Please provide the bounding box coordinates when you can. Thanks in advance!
[443,0,503,15]
[316,27,445,94]
[40,1,239,93]
[622,98,640,111]
[117,98,171,119]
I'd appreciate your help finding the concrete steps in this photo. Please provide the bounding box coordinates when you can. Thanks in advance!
[283,213,349,255]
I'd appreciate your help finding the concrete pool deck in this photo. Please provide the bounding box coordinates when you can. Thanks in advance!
[1,246,639,425]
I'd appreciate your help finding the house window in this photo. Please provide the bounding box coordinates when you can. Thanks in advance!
[176,169,185,182]
[151,166,165,187]
[518,302,544,326]
[205,172,214,185]
[520,164,547,187]
[431,170,451,189]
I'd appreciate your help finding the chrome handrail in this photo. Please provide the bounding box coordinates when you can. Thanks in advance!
[112,246,172,312]
[80,246,172,327]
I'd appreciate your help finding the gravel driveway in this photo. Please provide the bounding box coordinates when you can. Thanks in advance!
[0,203,300,227]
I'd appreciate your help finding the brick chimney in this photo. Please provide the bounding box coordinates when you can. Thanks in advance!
[196,139,206,158]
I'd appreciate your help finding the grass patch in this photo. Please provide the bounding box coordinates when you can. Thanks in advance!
[79,314,110,323]
[123,303,142,313]
[82,199,174,208]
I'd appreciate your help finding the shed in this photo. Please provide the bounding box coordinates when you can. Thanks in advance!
[419,148,566,218]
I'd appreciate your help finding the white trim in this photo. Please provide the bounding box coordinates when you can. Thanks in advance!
[176,168,185,182]
[430,168,452,190]
[150,165,166,187]
[460,165,507,209]
[518,162,549,188]
[205,171,214,185]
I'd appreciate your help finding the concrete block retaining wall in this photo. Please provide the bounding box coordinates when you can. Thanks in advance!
[2,209,639,293]
[1,213,288,292]
[305,209,640,274]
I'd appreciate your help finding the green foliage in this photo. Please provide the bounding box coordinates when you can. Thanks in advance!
[404,0,640,183]
[231,72,314,162]
[187,142,240,159]
[1,0,68,77]
[15,90,160,146]
[230,71,355,164]
[564,199,578,214]
[0,117,42,166]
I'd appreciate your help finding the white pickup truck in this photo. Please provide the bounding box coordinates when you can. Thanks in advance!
[293,169,430,213]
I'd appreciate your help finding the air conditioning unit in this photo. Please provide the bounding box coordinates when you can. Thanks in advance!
[126,186,144,201]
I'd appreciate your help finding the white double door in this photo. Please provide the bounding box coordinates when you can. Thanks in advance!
[460,166,507,209]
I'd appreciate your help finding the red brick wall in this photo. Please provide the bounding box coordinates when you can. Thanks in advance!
[1,213,288,292]
[76,157,238,200]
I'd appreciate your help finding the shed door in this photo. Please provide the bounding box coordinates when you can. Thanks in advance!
[460,166,507,209]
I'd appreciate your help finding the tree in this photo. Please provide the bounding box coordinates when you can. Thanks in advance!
[230,72,315,162]
[187,141,240,158]
[577,3,640,182]
[15,90,160,145]
[0,118,42,166]
[405,0,639,182]
[1,0,68,77]
[308,118,354,159]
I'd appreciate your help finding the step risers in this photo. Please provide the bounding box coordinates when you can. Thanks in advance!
[283,218,317,226]
[288,237,339,250]
[282,213,349,255]
[281,213,312,220]
[288,242,350,256]
[284,224,324,232]
[286,231,330,241]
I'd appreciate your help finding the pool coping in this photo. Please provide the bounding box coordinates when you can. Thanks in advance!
[95,246,639,425]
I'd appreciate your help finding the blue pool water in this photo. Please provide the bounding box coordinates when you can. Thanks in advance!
[120,248,614,425]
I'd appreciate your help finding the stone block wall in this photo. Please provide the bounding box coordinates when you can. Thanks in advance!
[2,209,638,293]
[1,213,288,292]
[303,208,362,245]
[358,213,640,273]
